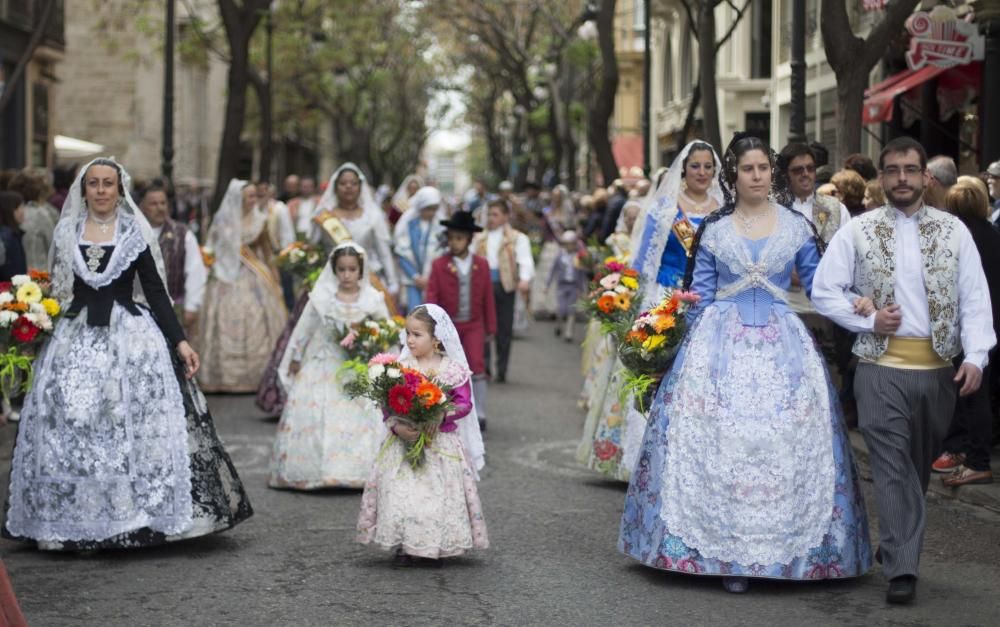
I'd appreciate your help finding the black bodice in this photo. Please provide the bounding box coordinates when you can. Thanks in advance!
[67,244,186,347]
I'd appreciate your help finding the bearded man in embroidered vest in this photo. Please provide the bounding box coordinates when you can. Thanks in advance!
[139,184,207,336]
[472,199,534,384]
[813,137,996,605]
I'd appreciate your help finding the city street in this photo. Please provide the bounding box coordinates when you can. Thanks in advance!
[2,320,1000,626]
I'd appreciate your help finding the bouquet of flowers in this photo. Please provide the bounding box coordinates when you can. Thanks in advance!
[335,315,405,364]
[0,271,63,407]
[344,353,454,469]
[617,289,700,412]
[276,240,325,287]
[574,239,613,280]
[579,257,641,334]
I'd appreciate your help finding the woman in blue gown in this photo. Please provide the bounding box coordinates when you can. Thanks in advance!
[578,142,723,480]
[618,134,872,592]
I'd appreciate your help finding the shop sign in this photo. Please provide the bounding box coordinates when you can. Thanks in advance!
[906,9,985,70]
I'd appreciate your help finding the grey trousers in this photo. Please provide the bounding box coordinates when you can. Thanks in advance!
[855,362,956,579]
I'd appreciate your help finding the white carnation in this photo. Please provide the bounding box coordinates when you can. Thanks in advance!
[386,367,401,379]
[36,315,52,331]
[614,285,629,294]
[0,311,17,327]
[0,293,12,304]
[29,302,45,314]
[11,275,29,286]
[368,364,386,379]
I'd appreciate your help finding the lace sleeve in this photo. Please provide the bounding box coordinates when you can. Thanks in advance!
[135,247,186,347]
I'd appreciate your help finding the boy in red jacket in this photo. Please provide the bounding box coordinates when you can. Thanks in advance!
[426,211,496,431]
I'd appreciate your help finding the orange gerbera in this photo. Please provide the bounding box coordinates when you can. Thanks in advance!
[622,268,639,278]
[597,294,616,314]
[28,269,50,282]
[625,329,649,344]
[416,380,444,408]
[652,314,676,333]
[614,294,631,311]
[1,302,28,313]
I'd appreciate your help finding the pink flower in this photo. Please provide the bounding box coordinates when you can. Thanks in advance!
[674,289,702,304]
[339,330,358,348]
[606,261,626,273]
[368,353,398,366]
[599,273,621,290]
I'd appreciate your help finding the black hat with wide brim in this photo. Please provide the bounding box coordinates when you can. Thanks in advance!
[440,211,483,233]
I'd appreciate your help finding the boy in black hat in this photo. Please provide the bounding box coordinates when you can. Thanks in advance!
[426,211,496,431]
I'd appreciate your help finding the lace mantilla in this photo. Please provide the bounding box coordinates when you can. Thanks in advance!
[71,213,148,291]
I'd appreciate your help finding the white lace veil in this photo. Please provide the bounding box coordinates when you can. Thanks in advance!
[315,163,382,222]
[49,157,168,306]
[309,241,373,314]
[278,241,384,389]
[629,141,724,306]
[391,174,424,212]
[399,303,486,478]
[206,179,263,285]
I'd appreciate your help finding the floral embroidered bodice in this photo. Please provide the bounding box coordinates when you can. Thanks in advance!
[691,208,820,327]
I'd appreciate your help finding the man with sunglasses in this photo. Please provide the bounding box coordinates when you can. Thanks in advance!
[780,143,852,243]
[779,143,857,423]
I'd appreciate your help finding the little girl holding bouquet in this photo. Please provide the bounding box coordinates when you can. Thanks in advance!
[356,304,488,565]
[268,242,389,489]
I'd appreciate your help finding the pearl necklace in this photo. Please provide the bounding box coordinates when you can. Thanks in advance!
[733,205,773,234]
[680,191,713,216]
[87,211,118,235]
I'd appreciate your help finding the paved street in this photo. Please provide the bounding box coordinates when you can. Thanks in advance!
[2,320,1000,626]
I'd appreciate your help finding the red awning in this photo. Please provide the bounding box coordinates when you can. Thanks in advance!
[612,135,644,174]
[863,65,948,125]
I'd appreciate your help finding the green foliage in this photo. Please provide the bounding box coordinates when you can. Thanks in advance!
[260,0,436,184]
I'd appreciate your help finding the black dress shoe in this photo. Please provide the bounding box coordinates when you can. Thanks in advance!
[886,575,916,604]
[496,373,506,384]
[875,547,882,564]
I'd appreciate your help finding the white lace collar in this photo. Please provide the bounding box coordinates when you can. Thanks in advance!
[72,212,148,290]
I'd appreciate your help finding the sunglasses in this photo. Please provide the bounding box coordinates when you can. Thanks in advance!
[789,164,816,176]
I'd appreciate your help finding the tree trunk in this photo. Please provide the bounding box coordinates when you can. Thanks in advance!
[212,49,252,210]
[697,2,721,151]
[835,70,868,157]
[676,80,702,154]
[212,0,267,211]
[820,0,921,159]
[589,0,619,186]
[248,69,272,183]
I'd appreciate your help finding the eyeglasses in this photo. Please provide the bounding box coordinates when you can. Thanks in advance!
[882,165,924,178]
[789,164,816,176]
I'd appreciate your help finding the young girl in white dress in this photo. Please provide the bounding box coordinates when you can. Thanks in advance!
[356,304,488,564]
[268,242,389,490]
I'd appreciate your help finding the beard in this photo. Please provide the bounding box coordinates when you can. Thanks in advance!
[885,183,923,208]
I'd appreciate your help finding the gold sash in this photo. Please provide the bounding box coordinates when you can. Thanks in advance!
[240,246,285,308]
[868,337,951,370]
[312,211,353,244]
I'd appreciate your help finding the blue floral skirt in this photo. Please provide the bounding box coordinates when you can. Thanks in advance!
[618,304,872,579]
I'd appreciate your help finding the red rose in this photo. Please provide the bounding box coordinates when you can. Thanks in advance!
[0,282,11,293]
[388,384,414,415]
[11,316,39,343]
[593,440,619,461]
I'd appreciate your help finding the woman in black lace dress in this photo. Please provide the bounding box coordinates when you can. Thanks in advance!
[3,158,252,551]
